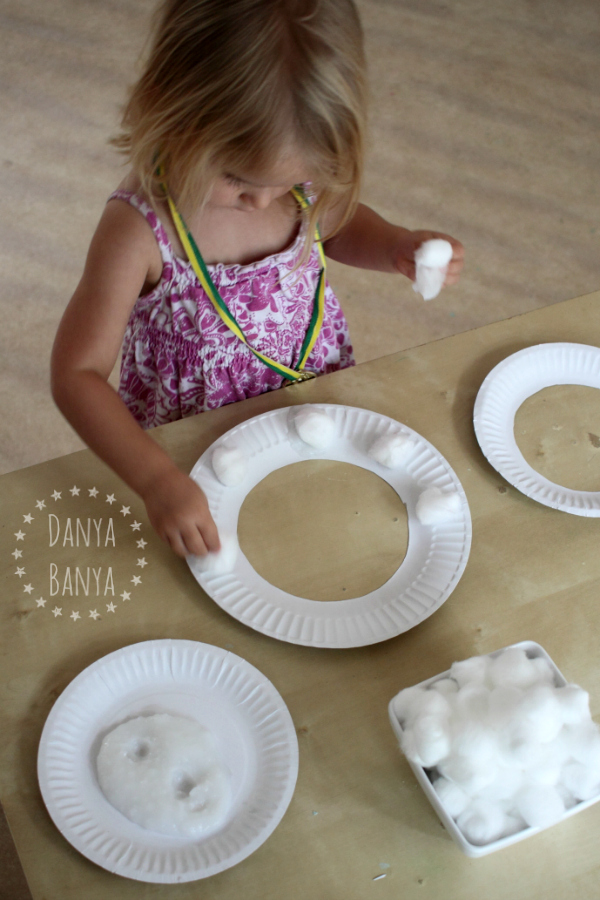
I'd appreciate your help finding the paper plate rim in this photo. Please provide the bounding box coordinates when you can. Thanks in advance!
[473,342,600,516]
[188,404,472,648]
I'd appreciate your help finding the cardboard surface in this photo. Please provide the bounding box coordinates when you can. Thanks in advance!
[2,291,600,899]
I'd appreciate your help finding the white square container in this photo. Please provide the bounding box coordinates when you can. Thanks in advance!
[388,641,600,857]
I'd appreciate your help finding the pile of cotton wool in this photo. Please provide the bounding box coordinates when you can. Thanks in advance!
[97,713,232,838]
[393,647,600,846]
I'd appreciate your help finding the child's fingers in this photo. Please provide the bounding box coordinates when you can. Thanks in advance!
[165,528,192,559]
[201,515,221,554]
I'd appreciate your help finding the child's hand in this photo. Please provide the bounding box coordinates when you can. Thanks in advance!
[396,230,464,288]
[142,467,220,559]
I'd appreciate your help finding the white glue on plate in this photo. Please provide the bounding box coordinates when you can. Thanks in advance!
[413,239,453,301]
[97,713,232,838]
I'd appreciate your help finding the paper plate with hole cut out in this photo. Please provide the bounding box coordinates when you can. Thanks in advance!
[37,640,298,883]
[188,404,471,648]
[474,343,600,516]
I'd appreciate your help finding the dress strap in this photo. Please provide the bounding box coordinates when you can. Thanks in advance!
[107,189,174,267]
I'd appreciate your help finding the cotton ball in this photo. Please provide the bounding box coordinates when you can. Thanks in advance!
[525,743,563,787]
[400,726,425,767]
[416,689,452,720]
[488,686,524,731]
[562,721,600,768]
[368,433,414,468]
[530,656,556,686]
[488,648,540,690]
[431,678,459,696]
[454,685,490,725]
[555,782,579,811]
[515,785,565,828]
[513,685,563,744]
[294,407,336,450]
[561,761,600,801]
[438,755,497,796]
[212,445,248,487]
[456,800,507,845]
[415,486,462,525]
[392,686,427,726]
[451,719,498,766]
[412,239,453,301]
[433,777,470,818]
[188,533,238,576]
[450,656,490,689]
[557,685,591,725]
[412,715,452,767]
[478,765,524,802]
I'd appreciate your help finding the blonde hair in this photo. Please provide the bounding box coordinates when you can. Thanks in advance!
[113,0,367,255]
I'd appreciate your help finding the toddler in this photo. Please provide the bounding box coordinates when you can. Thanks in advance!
[51,0,464,559]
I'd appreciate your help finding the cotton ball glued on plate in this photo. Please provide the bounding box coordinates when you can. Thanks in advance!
[416,486,462,525]
[212,445,248,487]
[188,533,238,576]
[412,239,453,301]
[293,407,336,450]
[96,713,232,838]
[368,433,414,468]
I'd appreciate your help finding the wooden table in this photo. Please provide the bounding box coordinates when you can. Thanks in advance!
[2,291,600,899]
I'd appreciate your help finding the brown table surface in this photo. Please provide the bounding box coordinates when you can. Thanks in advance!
[2,291,600,899]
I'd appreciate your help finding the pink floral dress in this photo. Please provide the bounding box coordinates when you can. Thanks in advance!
[110,190,355,429]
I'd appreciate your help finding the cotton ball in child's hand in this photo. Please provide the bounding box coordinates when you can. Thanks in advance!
[368,433,414,468]
[412,239,453,301]
[515,785,565,828]
[188,533,238,576]
[294,407,336,449]
[456,800,507,845]
[212,445,248,487]
[433,777,470,818]
[416,486,462,525]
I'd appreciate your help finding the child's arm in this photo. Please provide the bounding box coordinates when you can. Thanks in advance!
[321,203,464,286]
[51,199,220,559]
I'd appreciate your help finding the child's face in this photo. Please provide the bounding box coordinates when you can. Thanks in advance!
[209,152,311,212]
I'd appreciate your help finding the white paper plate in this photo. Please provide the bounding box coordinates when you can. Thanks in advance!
[388,641,600,857]
[474,343,600,516]
[188,404,471,648]
[37,640,298,883]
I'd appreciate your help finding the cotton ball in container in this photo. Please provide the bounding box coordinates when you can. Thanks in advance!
[515,784,565,828]
[511,685,564,744]
[412,239,453,301]
[477,765,524,802]
[562,721,600,768]
[188,533,238,576]
[433,777,470,818]
[488,647,541,690]
[450,655,490,689]
[456,800,507,845]
[488,686,524,732]
[392,686,427,726]
[454,684,490,725]
[557,685,591,725]
[415,486,462,525]
[212,445,248,487]
[412,715,452,768]
[560,761,600,802]
[431,678,459,697]
[294,407,336,450]
[368,433,414,468]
